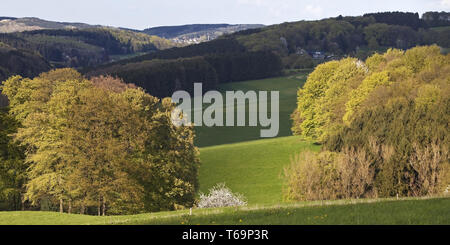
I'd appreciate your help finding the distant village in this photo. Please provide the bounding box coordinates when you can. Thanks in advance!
[171,32,215,45]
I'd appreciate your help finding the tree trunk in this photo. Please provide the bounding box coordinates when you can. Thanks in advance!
[68,199,72,214]
[97,198,101,216]
[59,199,63,213]
[80,203,85,215]
[20,194,25,211]
[102,197,106,216]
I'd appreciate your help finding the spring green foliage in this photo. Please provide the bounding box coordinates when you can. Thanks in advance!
[292,58,367,141]
[0,69,199,214]
[290,45,450,200]
[343,71,391,123]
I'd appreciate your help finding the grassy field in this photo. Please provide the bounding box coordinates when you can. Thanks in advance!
[198,136,320,205]
[1,197,448,225]
[195,73,308,147]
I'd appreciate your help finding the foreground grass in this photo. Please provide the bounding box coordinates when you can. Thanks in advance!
[136,197,450,225]
[1,197,448,225]
[195,73,308,147]
[199,136,320,205]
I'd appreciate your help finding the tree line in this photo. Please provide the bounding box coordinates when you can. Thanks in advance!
[234,12,449,61]
[87,51,282,98]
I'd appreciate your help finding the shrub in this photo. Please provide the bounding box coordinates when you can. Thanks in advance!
[283,151,340,201]
[283,148,376,201]
[197,183,247,208]
[408,142,449,196]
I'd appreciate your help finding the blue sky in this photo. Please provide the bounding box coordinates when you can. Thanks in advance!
[1,0,449,30]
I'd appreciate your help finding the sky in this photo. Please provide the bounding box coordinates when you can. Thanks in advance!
[1,0,449,30]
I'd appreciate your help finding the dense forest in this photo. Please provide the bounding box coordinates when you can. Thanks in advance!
[88,50,282,97]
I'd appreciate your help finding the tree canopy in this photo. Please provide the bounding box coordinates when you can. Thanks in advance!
[289,45,449,199]
[1,69,199,214]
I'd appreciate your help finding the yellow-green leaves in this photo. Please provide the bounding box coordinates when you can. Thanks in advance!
[293,45,450,143]
[2,69,199,214]
[293,58,367,142]
[344,71,391,123]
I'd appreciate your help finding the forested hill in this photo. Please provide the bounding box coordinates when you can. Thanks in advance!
[87,11,450,99]
[0,26,177,89]
[231,11,450,59]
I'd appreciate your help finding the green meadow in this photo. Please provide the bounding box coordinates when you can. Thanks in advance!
[199,136,320,205]
[195,72,318,205]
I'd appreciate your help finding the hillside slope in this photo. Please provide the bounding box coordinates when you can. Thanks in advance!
[0,27,176,79]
